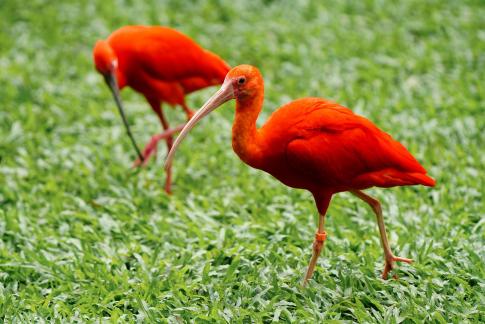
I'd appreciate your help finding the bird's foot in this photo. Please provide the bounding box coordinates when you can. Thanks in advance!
[132,124,185,168]
[382,254,413,280]
[132,135,162,168]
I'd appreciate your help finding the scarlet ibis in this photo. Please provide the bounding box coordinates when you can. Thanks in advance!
[93,25,230,193]
[165,65,436,284]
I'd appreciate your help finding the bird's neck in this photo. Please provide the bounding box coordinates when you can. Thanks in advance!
[232,92,264,168]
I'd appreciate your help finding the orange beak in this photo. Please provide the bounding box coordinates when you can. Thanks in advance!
[164,79,235,171]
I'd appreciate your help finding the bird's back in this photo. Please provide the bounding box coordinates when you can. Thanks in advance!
[259,98,435,192]
[107,26,229,89]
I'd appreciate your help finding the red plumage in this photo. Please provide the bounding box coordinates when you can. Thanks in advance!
[93,25,230,193]
[106,26,229,104]
[257,98,435,201]
[166,65,436,283]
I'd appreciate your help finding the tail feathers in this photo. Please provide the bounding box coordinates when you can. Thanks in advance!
[204,50,231,81]
[407,172,436,187]
[352,168,436,188]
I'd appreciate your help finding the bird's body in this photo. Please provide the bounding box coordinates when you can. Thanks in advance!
[166,65,435,284]
[106,26,229,105]
[240,98,434,201]
[93,26,230,192]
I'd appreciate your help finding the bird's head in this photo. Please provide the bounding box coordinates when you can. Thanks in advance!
[92,40,123,101]
[226,64,263,101]
[92,39,143,161]
[93,40,118,77]
[164,64,263,170]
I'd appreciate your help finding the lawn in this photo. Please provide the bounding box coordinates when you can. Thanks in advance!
[0,0,484,322]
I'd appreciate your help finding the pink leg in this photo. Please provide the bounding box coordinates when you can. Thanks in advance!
[351,190,413,279]
[133,124,185,166]
[303,193,332,286]
[302,214,327,285]
[133,99,192,193]
[181,102,195,120]
[135,100,174,192]
[133,100,165,166]
[134,101,193,167]
[133,125,186,166]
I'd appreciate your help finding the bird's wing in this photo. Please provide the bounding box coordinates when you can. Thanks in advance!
[280,99,429,188]
[110,26,229,83]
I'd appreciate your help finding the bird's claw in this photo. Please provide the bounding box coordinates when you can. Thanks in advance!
[132,136,160,168]
[382,255,413,280]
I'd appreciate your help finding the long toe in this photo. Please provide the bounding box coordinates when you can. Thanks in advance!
[394,256,413,264]
[132,151,154,168]
[132,138,159,168]
[382,255,413,280]
[132,156,146,168]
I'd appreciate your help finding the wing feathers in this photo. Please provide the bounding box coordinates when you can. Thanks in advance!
[271,98,433,189]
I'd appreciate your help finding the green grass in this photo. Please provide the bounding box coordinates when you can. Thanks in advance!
[1,0,484,322]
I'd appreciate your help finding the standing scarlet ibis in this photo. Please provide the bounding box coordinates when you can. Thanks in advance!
[165,65,436,284]
[93,25,230,193]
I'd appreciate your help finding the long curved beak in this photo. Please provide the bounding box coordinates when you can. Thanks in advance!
[164,79,234,170]
[104,72,144,162]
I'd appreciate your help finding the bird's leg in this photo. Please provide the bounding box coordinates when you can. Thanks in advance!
[351,190,413,279]
[134,101,166,167]
[181,102,195,120]
[158,108,174,193]
[134,104,175,193]
[302,212,327,286]
[134,101,193,170]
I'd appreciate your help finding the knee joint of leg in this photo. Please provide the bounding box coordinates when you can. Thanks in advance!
[315,231,327,242]
[369,199,382,215]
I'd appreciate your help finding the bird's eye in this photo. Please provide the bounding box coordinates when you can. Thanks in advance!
[238,77,246,85]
